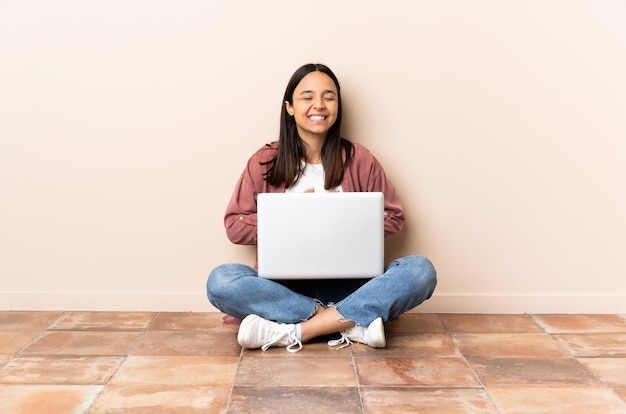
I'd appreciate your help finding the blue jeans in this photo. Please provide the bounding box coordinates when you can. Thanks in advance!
[206,255,436,327]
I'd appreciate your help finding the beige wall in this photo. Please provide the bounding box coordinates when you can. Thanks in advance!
[1,1,625,313]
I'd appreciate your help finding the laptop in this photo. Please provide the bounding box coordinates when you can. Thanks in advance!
[257,192,384,279]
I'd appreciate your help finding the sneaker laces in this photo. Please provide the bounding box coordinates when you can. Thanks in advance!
[260,325,303,353]
[328,318,385,349]
[328,324,369,349]
[327,332,353,349]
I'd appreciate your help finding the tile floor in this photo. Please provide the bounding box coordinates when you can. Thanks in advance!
[1,312,626,413]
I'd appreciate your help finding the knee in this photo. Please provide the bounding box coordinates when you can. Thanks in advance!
[206,263,236,301]
[206,263,256,301]
[406,255,437,294]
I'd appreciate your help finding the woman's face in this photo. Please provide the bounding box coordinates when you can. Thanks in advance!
[285,71,339,142]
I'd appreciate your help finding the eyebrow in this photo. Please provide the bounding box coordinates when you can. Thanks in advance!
[299,89,337,96]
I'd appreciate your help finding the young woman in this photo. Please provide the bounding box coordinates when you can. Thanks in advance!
[207,63,436,352]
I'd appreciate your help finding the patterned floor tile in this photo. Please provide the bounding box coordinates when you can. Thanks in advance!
[132,330,240,356]
[578,358,626,387]
[467,357,600,387]
[0,311,63,331]
[553,333,626,357]
[453,333,570,358]
[352,333,460,357]
[438,314,543,333]
[21,331,142,356]
[0,355,123,384]
[0,331,41,353]
[0,354,11,367]
[361,388,499,414]
[110,355,238,386]
[356,357,479,387]
[149,312,238,332]
[235,356,356,386]
[487,386,626,414]
[48,311,156,331]
[385,313,445,334]
[229,386,362,414]
[531,314,626,333]
[89,384,231,413]
[614,388,626,401]
[0,384,103,414]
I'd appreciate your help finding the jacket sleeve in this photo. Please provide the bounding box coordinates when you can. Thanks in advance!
[349,144,405,239]
[224,154,263,245]
[370,163,405,239]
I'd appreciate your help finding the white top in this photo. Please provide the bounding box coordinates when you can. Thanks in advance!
[286,163,343,193]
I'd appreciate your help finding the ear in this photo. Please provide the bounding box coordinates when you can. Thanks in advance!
[285,101,294,116]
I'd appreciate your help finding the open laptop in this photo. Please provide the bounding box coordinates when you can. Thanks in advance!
[257,192,384,279]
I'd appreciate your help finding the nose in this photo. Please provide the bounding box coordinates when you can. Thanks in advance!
[313,96,326,109]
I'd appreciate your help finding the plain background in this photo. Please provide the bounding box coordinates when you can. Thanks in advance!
[1,1,625,312]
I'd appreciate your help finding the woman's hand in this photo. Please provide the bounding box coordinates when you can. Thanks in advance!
[303,187,339,193]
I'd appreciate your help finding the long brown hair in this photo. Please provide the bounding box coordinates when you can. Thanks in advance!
[263,63,354,189]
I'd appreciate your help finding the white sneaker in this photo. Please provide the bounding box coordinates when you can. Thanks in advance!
[237,314,303,353]
[328,317,386,349]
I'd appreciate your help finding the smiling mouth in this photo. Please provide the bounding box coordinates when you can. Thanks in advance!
[308,115,327,121]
